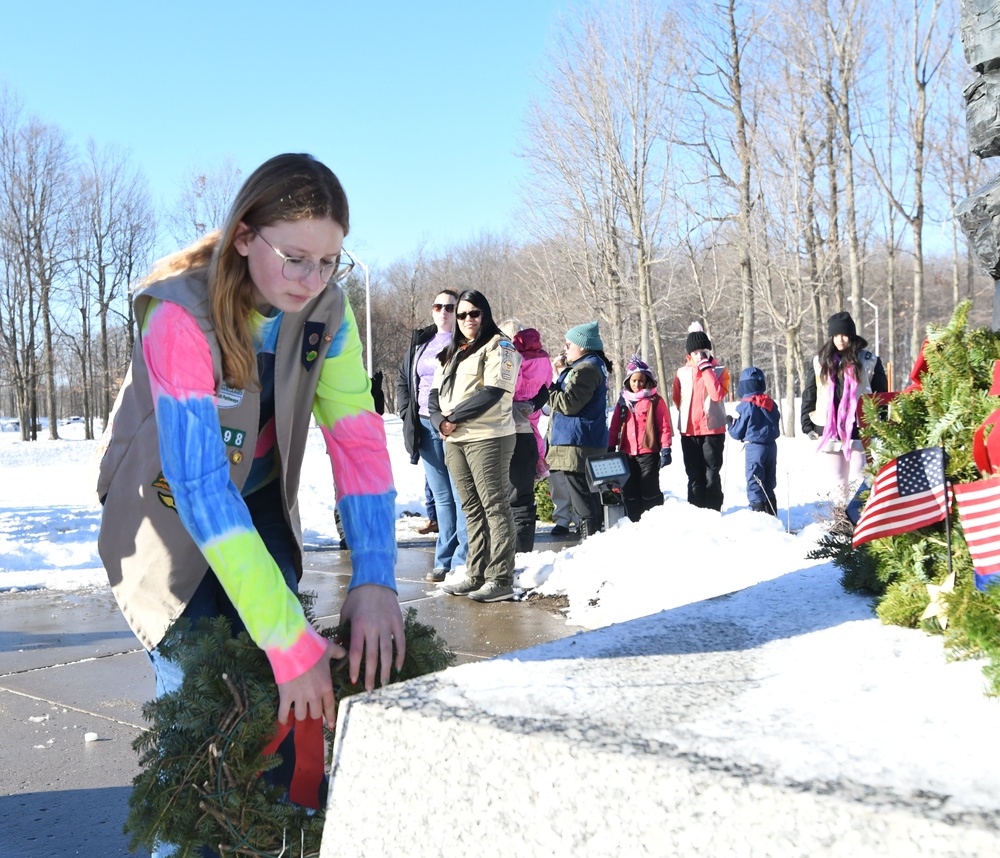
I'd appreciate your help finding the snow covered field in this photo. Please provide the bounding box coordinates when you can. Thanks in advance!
[0,413,834,624]
[2,414,1000,810]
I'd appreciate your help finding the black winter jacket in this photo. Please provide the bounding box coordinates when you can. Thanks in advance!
[397,324,439,464]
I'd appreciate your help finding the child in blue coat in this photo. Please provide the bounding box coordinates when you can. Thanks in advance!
[727,367,780,515]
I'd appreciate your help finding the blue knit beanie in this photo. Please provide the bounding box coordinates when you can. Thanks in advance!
[565,321,603,351]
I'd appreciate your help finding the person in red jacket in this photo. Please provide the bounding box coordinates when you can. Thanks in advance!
[671,323,730,511]
[608,355,673,522]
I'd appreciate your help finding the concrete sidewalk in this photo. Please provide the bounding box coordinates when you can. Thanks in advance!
[0,536,579,858]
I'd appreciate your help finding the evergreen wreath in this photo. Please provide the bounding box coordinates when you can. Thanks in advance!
[534,477,555,523]
[125,598,454,857]
[814,301,1000,695]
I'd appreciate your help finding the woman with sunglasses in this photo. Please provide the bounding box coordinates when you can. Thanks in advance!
[97,154,403,856]
[429,291,522,602]
[397,289,469,582]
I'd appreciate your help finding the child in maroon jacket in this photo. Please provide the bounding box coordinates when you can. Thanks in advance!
[608,355,673,522]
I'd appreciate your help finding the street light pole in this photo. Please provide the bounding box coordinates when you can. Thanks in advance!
[862,296,879,357]
[351,253,372,377]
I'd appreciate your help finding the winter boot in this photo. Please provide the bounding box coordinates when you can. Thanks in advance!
[513,503,537,553]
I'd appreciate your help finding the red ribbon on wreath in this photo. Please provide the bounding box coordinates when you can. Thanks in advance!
[972,360,1000,476]
[261,714,326,810]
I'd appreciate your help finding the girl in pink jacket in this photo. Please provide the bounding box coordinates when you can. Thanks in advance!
[512,329,552,477]
[608,355,673,522]
[509,328,552,551]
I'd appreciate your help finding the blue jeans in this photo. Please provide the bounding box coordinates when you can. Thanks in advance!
[419,416,468,571]
[148,481,301,858]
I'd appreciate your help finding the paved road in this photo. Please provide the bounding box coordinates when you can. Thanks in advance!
[0,537,579,858]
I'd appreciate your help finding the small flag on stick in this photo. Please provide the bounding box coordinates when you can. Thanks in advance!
[852,447,948,548]
[952,476,1000,591]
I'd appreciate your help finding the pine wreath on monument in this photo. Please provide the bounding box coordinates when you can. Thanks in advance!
[125,600,454,857]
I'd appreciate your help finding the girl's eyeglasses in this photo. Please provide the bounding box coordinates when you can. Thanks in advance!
[456,310,482,321]
[252,227,355,284]
[432,303,455,312]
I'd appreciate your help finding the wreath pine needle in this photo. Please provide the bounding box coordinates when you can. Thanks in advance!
[125,600,454,857]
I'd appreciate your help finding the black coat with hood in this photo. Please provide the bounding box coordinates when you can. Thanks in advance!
[396,324,439,464]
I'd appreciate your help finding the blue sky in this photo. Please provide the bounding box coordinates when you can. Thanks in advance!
[0,1,568,269]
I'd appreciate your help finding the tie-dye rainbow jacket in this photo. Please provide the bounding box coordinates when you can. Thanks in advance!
[97,270,396,684]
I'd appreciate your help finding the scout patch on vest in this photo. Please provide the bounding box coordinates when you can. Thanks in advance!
[302,321,326,371]
[152,471,177,513]
[220,426,246,449]
[217,384,244,408]
[499,340,515,383]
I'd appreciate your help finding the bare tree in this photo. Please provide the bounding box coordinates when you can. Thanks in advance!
[825,0,871,327]
[590,0,685,384]
[750,60,835,433]
[856,0,953,361]
[77,140,155,429]
[165,156,242,245]
[0,89,75,440]
[521,3,638,390]
[783,0,875,330]
[674,0,768,369]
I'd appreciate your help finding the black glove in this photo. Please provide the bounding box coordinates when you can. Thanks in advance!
[529,385,550,411]
[726,414,734,427]
[659,448,672,468]
[808,430,820,441]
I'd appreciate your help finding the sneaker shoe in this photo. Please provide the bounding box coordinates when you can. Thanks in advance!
[426,567,447,583]
[468,581,515,602]
[417,520,439,535]
[442,576,484,596]
[549,524,570,537]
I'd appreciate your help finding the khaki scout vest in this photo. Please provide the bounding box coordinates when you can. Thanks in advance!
[97,271,345,651]
[434,334,518,443]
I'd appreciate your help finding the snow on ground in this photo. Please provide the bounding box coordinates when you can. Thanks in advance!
[0,414,834,618]
[4,413,998,812]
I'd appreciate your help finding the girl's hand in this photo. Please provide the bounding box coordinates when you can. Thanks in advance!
[339,583,405,691]
[276,638,346,728]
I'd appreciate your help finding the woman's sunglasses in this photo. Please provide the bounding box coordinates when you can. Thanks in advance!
[456,309,482,321]
[432,303,455,312]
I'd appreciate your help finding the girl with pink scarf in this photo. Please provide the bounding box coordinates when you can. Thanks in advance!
[608,355,674,522]
[801,312,888,497]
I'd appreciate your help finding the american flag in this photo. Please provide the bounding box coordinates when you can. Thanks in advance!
[952,476,1000,591]
[851,447,948,548]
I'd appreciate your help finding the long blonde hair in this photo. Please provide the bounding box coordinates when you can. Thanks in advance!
[141,153,349,388]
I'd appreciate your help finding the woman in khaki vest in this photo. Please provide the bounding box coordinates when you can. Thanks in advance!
[429,290,521,602]
[97,154,403,854]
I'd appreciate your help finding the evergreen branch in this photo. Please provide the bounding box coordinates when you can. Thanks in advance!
[126,604,454,857]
